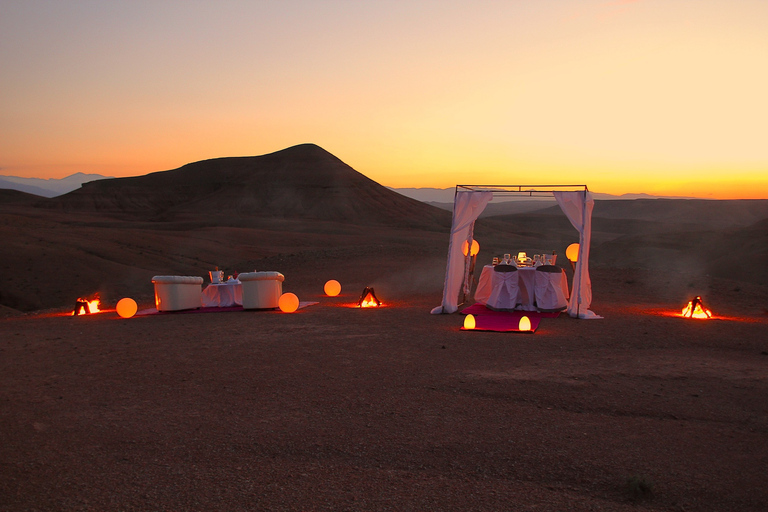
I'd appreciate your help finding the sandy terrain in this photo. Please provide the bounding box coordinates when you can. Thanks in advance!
[2,145,767,510]
[2,264,767,511]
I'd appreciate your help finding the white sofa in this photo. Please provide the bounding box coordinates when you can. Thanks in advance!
[238,271,285,309]
[151,275,204,312]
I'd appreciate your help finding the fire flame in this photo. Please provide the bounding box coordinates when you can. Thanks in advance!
[86,298,101,313]
[356,287,382,308]
[74,297,101,315]
[681,297,711,319]
[359,294,380,308]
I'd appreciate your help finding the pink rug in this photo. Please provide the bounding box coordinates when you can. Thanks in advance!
[461,311,541,332]
[460,303,560,318]
[459,303,561,333]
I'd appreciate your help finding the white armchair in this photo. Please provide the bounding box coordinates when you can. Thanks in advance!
[151,275,203,312]
[239,271,285,309]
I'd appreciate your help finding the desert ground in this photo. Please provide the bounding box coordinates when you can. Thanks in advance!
[2,145,767,510]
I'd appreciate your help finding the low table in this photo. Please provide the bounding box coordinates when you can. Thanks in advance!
[201,281,243,307]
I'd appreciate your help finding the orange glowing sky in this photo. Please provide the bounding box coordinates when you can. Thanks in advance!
[1,1,766,198]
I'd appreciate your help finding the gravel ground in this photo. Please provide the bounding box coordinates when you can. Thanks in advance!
[2,271,767,511]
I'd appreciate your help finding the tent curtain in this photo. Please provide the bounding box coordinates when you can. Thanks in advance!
[554,191,602,319]
[430,190,493,314]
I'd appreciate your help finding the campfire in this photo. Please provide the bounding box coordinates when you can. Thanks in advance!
[681,296,712,319]
[357,287,382,308]
[73,297,101,316]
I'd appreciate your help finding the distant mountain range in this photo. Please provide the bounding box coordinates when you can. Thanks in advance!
[389,187,698,203]
[0,172,113,197]
[1,172,695,202]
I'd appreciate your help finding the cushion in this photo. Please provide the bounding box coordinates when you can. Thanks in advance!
[151,275,204,284]
[239,271,285,282]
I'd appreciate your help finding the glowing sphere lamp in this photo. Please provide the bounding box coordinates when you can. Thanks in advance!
[463,314,476,330]
[566,243,580,263]
[278,292,299,313]
[518,315,532,332]
[462,239,480,257]
[324,279,341,297]
[116,297,138,318]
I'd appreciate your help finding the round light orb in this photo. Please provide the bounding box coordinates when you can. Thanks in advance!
[565,243,580,263]
[278,292,299,313]
[518,315,532,332]
[462,239,480,257]
[116,297,138,318]
[463,314,476,330]
[324,279,341,297]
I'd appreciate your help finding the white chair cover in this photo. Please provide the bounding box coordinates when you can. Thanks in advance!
[486,270,520,311]
[533,269,568,312]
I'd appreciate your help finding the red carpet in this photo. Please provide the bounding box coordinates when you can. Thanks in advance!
[461,311,541,332]
[460,302,560,318]
[459,303,561,333]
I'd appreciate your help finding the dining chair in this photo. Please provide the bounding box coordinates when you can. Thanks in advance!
[486,265,520,311]
[533,265,568,312]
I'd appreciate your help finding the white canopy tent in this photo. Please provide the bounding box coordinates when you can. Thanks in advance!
[430,185,602,319]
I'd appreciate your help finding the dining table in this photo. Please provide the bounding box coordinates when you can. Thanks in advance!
[474,265,569,311]
[201,280,243,307]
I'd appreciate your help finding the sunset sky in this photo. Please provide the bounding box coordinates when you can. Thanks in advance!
[1,0,766,198]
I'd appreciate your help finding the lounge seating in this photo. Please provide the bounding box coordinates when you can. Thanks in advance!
[151,275,204,312]
[239,271,285,309]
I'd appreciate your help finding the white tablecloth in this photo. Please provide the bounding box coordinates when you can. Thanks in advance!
[474,265,569,311]
[201,281,243,307]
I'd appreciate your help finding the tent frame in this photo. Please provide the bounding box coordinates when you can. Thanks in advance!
[455,184,588,196]
[432,184,599,319]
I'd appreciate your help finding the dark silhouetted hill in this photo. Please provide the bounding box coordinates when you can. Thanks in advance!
[43,144,450,230]
[0,188,43,204]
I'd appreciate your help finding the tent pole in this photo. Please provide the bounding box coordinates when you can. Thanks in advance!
[577,189,588,319]
[437,186,462,313]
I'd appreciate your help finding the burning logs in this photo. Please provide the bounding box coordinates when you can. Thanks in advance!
[73,297,100,316]
[357,287,381,308]
[681,296,712,319]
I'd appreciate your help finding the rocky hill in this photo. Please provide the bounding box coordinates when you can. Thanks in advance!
[42,144,450,230]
